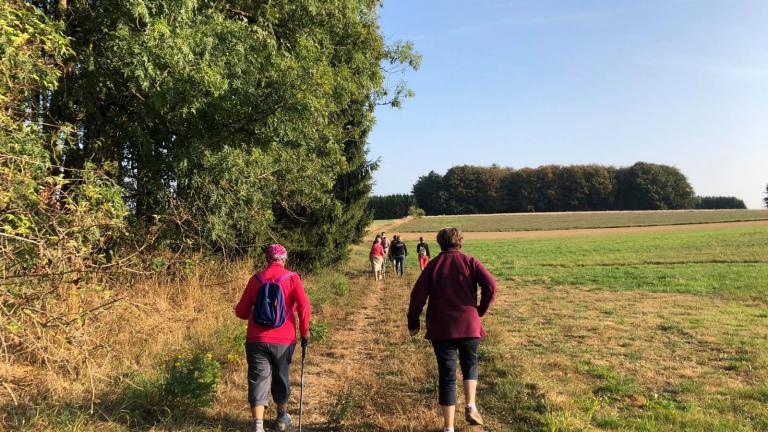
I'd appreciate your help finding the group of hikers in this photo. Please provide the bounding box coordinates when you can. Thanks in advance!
[369,231,432,280]
[235,227,496,432]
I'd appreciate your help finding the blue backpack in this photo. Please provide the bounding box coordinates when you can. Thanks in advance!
[252,272,294,328]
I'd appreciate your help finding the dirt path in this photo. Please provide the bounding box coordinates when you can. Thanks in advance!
[393,219,768,241]
[294,261,478,431]
[298,272,388,429]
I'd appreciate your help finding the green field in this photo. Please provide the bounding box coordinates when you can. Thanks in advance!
[397,209,768,232]
[463,226,768,296]
[459,225,768,431]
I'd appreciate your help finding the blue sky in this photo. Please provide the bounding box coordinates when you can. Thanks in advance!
[368,0,768,208]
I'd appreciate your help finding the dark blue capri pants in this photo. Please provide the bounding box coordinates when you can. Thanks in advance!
[431,337,480,406]
[245,342,296,407]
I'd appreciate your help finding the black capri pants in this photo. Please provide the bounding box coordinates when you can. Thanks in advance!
[431,337,480,406]
[245,342,296,407]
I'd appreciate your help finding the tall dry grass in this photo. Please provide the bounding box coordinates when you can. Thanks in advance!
[1,255,257,430]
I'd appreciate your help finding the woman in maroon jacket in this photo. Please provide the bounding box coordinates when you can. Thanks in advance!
[407,227,496,432]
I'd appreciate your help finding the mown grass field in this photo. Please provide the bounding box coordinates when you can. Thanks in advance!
[396,209,768,232]
[456,225,768,431]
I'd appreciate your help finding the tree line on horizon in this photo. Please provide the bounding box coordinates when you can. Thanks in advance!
[370,163,749,218]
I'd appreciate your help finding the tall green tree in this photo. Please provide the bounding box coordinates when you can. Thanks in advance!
[412,170,446,215]
[33,0,418,268]
[615,162,695,210]
[368,194,414,219]
[695,196,746,209]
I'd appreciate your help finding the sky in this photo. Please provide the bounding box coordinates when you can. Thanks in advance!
[368,0,768,208]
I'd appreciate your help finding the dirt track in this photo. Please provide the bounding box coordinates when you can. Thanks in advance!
[387,220,768,241]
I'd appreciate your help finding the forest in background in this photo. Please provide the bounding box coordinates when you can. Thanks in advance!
[370,163,750,218]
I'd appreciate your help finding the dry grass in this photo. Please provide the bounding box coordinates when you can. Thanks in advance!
[0,253,372,431]
[480,284,768,430]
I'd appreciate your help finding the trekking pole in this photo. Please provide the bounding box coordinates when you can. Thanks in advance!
[299,339,307,432]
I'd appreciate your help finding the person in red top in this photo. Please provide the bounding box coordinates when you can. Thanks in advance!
[407,227,496,432]
[235,244,311,432]
[370,236,385,280]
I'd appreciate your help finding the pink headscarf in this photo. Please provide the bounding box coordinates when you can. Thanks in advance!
[265,244,288,263]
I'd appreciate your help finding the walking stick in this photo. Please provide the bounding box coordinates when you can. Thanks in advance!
[299,339,307,432]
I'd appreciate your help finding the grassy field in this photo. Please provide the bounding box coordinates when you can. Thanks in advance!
[6,219,768,431]
[458,225,768,431]
[396,209,768,232]
[462,226,768,296]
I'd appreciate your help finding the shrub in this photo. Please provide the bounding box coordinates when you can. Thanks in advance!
[115,352,222,425]
[191,321,246,365]
[334,278,349,296]
[408,206,426,218]
[165,352,222,411]
[310,321,328,342]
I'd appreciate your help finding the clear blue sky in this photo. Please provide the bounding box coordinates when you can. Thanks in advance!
[368,0,768,208]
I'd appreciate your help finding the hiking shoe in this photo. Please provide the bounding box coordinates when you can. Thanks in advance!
[465,407,484,426]
[250,420,265,432]
[275,413,292,431]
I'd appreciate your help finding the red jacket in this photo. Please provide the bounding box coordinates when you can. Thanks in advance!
[407,250,496,340]
[235,262,311,345]
[370,243,384,257]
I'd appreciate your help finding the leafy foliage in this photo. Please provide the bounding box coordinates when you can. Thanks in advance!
[36,0,418,269]
[695,196,746,209]
[412,170,447,215]
[1,0,137,373]
[412,163,696,215]
[117,353,222,424]
[1,0,418,378]
[165,352,222,410]
[368,194,414,219]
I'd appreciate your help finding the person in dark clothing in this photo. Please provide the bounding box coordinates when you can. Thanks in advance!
[389,235,408,277]
[416,236,431,270]
[407,227,496,432]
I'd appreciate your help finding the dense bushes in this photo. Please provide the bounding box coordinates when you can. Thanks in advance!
[695,196,747,209]
[368,194,415,219]
[1,0,418,378]
[412,163,700,215]
[7,0,419,271]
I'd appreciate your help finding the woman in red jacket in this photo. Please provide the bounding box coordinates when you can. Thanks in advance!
[235,244,311,432]
[370,236,385,280]
[407,228,496,432]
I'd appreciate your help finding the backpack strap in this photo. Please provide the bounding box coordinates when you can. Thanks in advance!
[275,272,295,284]
[254,273,265,284]
[254,271,294,284]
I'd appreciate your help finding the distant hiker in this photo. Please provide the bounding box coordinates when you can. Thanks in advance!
[235,244,311,432]
[370,236,385,280]
[389,235,408,277]
[407,227,496,432]
[380,231,390,260]
[416,236,431,270]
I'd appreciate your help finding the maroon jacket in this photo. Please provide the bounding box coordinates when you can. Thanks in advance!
[407,250,496,340]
